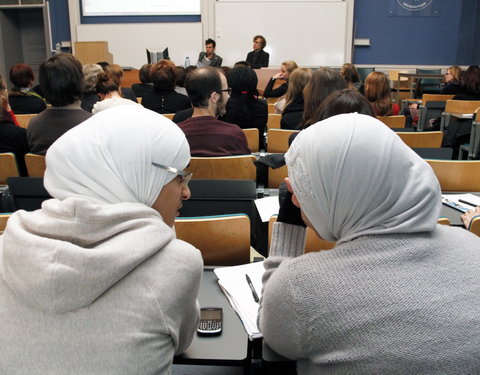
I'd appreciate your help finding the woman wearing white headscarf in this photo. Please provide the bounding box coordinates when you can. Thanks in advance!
[259,113,480,374]
[0,105,203,374]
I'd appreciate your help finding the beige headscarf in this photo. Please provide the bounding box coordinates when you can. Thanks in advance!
[44,105,190,206]
[285,113,441,243]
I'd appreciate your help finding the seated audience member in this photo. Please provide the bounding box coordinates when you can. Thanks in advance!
[246,35,269,69]
[452,65,480,100]
[280,68,312,130]
[106,64,137,102]
[0,105,203,374]
[263,60,298,98]
[364,71,400,116]
[196,38,223,68]
[288,88,374,145]
[259,112,480,374]
[0,74,29,175]
[299,67,347,129]
[339,63,362,90]
[142,60,191,115]
[131,64,154,98]
[81,63,103,112]
[441,65,463,95]
[8,63,46,114]
[221,66,267,146]
[92,72,140,114]
[175,66,188,96]
[27,54,92,155]
[178,67,250,156]
[317,88,375,121]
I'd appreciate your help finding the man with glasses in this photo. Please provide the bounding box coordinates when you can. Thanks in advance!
[177,67,250,156]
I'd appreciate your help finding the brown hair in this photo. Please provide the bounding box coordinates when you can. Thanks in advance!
[95,72,120,96]
[10,63,34,88]
[253,35,266,48]
[364,71,393,116]
[284,68,312,108]
[300,67,347,128]
[339,63,361,90]
[105,64,124,86]
[150,60,177,92]
[317,89,375,121]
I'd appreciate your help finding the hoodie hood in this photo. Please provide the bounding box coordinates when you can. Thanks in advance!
[0,197,174,314]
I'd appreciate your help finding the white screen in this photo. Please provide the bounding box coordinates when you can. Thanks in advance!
[82,0,201,16]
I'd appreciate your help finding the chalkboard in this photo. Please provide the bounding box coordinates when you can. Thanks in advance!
[214,0,353,67]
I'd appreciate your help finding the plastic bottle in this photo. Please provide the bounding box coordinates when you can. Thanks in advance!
[184,57,190,68]
[55,42,61,55]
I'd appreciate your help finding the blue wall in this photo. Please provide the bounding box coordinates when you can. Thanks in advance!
[48,0,71,49]
[49,0,479,66]
[353,0,479,65]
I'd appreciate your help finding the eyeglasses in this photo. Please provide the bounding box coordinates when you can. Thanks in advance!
[152,162,193,185]
[218,88,232,95]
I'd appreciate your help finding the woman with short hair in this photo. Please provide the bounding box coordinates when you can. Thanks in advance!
[8,62,46,114]
[142,60,191,114]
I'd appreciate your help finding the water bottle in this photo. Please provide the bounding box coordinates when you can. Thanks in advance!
[184,57,190,68]
[55,42,61,55]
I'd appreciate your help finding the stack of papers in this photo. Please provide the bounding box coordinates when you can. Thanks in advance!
[214,261,265,340]
[442,193,480,213]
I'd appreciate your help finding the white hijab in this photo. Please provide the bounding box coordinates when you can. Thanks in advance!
[44,105,190,206]
[285,113,441,243]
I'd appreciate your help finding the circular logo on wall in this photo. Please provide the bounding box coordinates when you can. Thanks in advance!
[397,0,433,11]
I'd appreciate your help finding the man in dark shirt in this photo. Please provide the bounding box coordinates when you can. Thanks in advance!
[246,35,269,69]
[177,67,250,156]
[196,39,223,68]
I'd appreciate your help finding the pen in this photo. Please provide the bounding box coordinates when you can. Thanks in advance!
[245,274,259,303]
[458,199,478,208]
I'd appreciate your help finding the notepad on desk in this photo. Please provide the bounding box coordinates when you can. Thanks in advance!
[442,193,480,213]
[214,261,265,340]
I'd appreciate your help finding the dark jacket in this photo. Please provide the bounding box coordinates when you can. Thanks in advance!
[8,92,46,114]
[197,52,223,67]
[263,79,287,98]
[142,90,191,114]
[281,96,304,130]
[246,50,269,69]
[131,83,154,98]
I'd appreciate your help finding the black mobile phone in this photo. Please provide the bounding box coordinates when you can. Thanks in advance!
[197,307,222,336]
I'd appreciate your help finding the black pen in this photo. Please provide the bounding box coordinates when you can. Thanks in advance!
[458,199,478,208]
[245,274,259,303]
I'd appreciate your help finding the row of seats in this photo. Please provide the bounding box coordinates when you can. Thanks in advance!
[2,150,480,190]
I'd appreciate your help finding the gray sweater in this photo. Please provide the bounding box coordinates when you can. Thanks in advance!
[259,222,480,374]
[0,197,203,374]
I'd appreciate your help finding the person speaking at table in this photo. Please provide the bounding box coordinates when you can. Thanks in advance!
[0,105,203,374]
[259,113,480,374]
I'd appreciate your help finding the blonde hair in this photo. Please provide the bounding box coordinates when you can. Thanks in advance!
[282,60,299,75]
[285,68,312,108]
[364,71,393,116]
[448,65,463,82]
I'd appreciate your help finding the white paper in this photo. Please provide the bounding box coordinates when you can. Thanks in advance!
[214,262,265,339]
[255,196,279,222]
[442,193,480,212]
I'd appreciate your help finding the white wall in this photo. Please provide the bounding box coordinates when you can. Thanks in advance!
[68,0,353,69]
[76,23,202,68]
